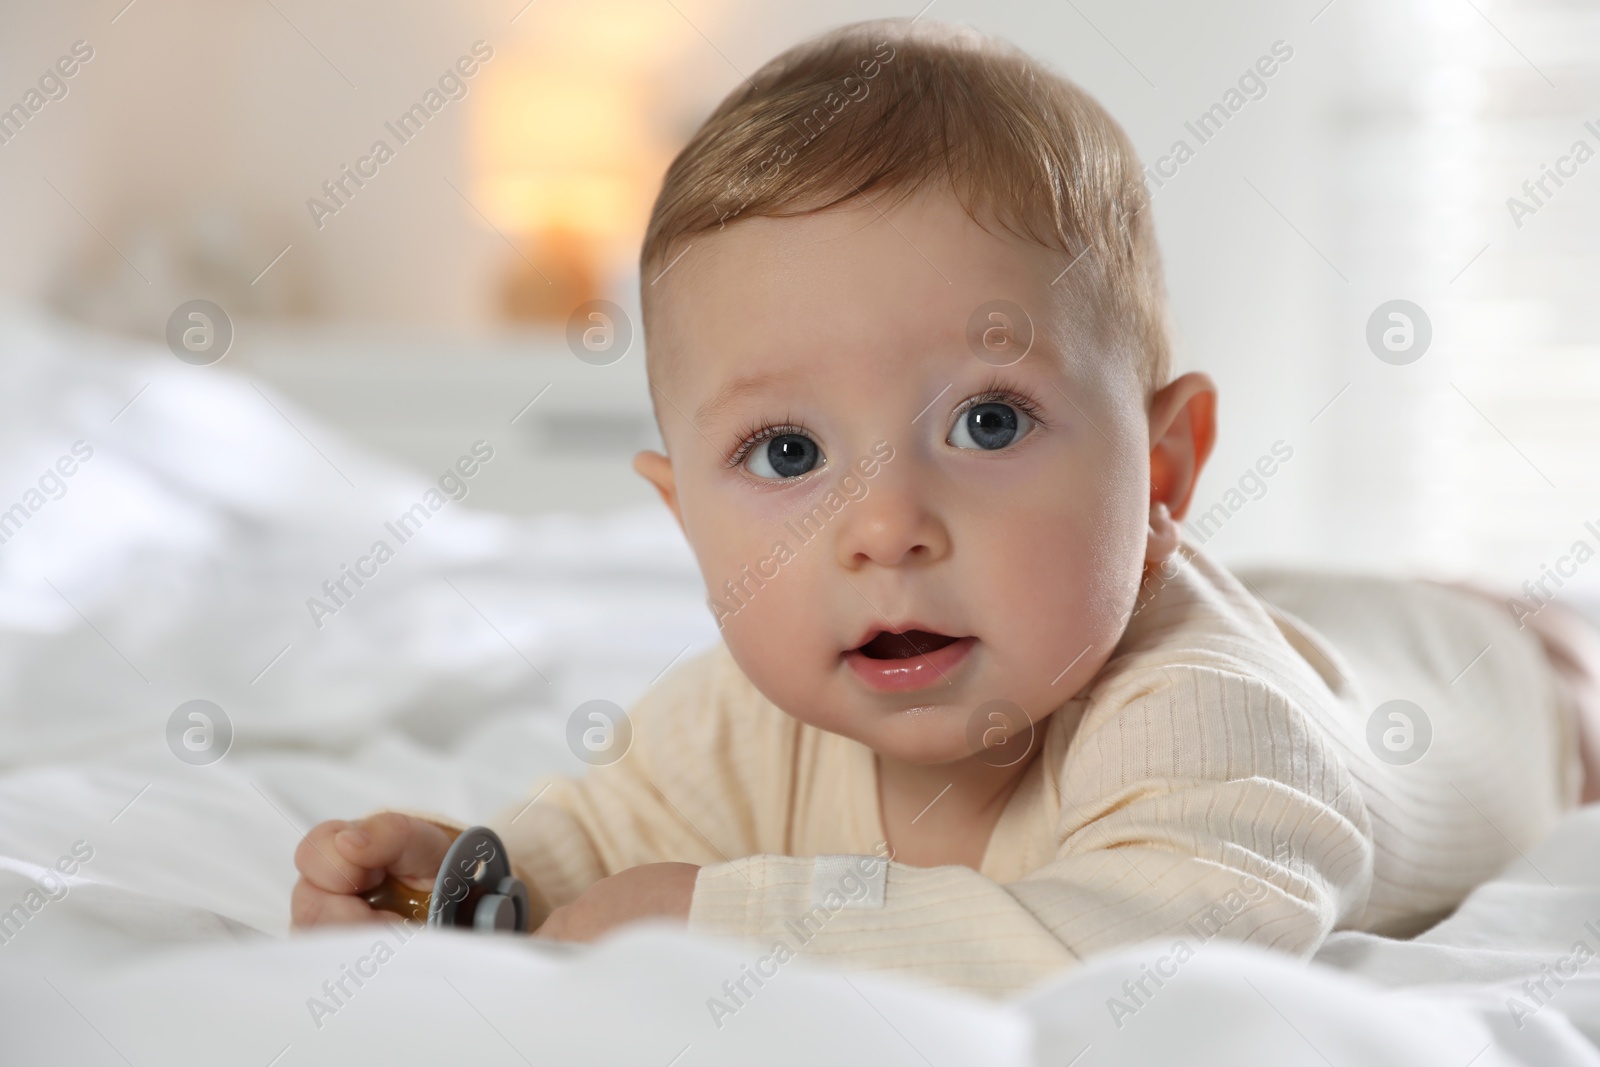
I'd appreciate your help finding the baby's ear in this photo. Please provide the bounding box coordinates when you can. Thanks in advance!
[632,450,685,529]
[1146,372,1218,521]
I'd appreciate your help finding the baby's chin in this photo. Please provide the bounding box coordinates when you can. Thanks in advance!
[799,700,999,766]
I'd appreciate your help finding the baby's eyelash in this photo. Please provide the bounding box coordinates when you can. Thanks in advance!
[720,384,1044,468]
[724,414,814,469]
[952,381,1050,427]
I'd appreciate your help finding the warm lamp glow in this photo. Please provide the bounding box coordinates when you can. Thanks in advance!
[474,75,648,245]
[466,0,721,319]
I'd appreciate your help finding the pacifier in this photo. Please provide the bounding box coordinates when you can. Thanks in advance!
[363,825,530,933]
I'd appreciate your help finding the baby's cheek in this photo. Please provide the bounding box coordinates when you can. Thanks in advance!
[681,477,840,709]
[709,540,837,712]
[975,500,1141,689]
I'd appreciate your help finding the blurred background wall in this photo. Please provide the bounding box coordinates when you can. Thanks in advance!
[1,0,1596,592]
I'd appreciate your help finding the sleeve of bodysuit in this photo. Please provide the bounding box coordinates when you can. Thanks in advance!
[440,642,803,927]
[687,664,1376,997]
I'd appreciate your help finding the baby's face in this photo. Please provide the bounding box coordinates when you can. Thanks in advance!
[639,188,1159,765]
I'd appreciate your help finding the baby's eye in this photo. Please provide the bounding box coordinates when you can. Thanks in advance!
[745,433,823,479]
[948,402,1034,451]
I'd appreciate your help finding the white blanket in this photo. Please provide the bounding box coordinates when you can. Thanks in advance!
[2,309,1599,1065]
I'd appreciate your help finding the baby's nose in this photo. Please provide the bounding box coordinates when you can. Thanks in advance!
[830,471,951,570]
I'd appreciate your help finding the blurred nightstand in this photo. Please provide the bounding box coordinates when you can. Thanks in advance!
[225,321,663,515]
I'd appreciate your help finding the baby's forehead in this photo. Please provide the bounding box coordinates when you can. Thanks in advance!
[645,192,1099,379]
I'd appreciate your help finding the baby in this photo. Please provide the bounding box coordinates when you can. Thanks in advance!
[292,18,1600,996]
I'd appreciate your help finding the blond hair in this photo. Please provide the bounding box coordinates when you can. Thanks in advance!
[640,18,1171,398]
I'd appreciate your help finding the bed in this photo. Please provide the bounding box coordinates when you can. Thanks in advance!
[2,309,1598,1065]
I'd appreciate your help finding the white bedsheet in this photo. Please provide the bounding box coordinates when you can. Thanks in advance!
[2,309,1599,1065]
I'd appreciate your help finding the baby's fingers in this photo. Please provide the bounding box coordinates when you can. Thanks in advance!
[337,813,455,885]
[295,820,382,895]
[291,878,386,929]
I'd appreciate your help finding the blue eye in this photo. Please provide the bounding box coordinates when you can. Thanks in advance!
[746,433,822,479]
[949,402,1032,451]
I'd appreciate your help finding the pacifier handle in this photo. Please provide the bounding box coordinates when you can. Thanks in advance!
[363,874,433,923]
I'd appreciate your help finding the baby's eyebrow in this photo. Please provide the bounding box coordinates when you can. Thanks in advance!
[694,369,805,428]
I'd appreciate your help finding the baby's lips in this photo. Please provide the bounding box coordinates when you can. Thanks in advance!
[857,629,963,659]
[843,618,964,654]
[843,635,978,692]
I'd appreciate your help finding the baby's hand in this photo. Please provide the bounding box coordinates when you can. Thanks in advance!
[536,862,699,943]
[290,813,456,929]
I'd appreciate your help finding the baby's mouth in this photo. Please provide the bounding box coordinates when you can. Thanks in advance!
[843,626,977,692]
[854,629,962,660]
